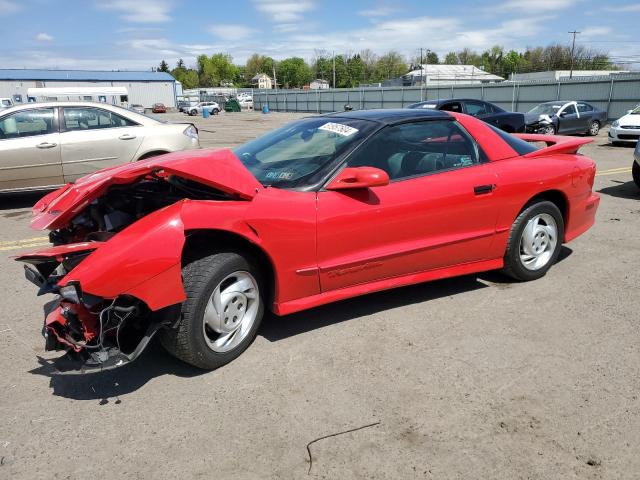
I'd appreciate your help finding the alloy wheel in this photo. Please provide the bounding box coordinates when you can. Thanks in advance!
[518,213,558,271]
[202,271,260,353]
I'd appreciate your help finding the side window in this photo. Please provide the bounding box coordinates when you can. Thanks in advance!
[465,101,490,116]
[0,108,55,139]
[347,120,482,181]
[439,102,463,113]
[562,104,577,116]
[63,108,136,131]
[577,103,593,113]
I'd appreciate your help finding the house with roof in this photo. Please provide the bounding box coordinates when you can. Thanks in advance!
[251,73,273,90]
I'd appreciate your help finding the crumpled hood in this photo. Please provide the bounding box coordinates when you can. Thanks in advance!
[32,148,263,231]
[525,113,554,125]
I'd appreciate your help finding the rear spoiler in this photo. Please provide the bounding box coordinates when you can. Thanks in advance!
[514,134,592,158]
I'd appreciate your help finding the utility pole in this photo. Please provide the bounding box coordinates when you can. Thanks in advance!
[332,51,336,89]
[272,65,277,91]
[568,30,580,79]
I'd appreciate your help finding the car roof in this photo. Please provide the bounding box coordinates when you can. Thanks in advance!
[0,101,128,112]
[325,108,451,125]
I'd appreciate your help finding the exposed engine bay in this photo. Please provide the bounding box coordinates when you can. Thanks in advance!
[19,173,234,374]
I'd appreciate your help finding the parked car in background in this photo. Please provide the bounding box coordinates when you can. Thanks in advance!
[633,140,640,189]
[1,97,14,110]
[525,101,606,136]
[130,104,145,114]
[178,100,195,113]
[16,109,599,373]
[152,103,167,113]
[407,98,525,133]
[0,102,200,193]
[188,101,220,116]
[609,104,640,145]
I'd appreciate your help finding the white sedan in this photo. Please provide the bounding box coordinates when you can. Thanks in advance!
[0,102,200,193]
[609,104,640,144]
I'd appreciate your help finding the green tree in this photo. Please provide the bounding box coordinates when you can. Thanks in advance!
[276,57,312,88]
[444,52,459,65]
[158,60,169,72]
[374,51,407,80]
[197,53,239,87]
[245,54,276,81]
[346,54,365,86]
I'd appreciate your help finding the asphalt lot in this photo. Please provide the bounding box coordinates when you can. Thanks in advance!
[0,111,639,480]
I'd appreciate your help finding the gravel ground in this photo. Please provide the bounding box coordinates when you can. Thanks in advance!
[0,112,638,480]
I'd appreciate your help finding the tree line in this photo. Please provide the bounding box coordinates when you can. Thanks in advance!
[156,44,615,90]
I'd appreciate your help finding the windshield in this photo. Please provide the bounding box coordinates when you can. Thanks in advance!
[528,103,562,116]
[1,100,11,107]
[233,117,377,188]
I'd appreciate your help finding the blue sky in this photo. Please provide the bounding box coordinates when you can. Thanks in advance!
[0,0,638,70]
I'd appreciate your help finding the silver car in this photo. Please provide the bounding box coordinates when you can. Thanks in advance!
[0,102,200,193]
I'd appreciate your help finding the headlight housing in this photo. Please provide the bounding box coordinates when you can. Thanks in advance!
[612,120,619,128]
[183,125,199,140]
[59,282,82,304]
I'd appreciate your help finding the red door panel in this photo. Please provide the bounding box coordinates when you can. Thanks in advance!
[317,163,501,292]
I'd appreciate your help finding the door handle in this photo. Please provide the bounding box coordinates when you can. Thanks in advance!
[119,134,136,140]
[474,184,496,195]
[36,142,57,149]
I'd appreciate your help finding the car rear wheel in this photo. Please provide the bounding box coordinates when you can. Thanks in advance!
[588,120,600,136]
[190,109,197,116]
[633,161,640,189]
[502,201,564,281]
[160,252,264,370]
[212,108,220,115]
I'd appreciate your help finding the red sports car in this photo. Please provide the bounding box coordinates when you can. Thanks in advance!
[17,109,599,373]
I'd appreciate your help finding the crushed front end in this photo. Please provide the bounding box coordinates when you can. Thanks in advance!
[15,149,259,374]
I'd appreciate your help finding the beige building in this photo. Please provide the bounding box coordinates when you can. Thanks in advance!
[251,73,273,90]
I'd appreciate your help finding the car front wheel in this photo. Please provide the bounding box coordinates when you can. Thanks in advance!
[212,108,220,115]
[588,120,600,136]
[502,201,564,281]
[633,161,640,189]
[190,109,197,116]
[160,252,264,370]
[540,124,556,135]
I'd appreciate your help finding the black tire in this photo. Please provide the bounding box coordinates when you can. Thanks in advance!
[502,201,564,281]
[633,161,640,189]
[190,109,197,116]
[588,120,600,136]
[160,252,264,370]
[212,108,220,115]
[541,124,556,135]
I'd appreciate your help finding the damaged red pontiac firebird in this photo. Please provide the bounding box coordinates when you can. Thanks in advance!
[16,109,599,373]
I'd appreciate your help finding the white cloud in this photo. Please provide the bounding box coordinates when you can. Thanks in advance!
[209,24,254,41]
[252,0,315,23]
[0,0,19,15]
[579,26,612,39]
[98,0,174,23]
[358,6,398,18]
[501,0,580,12]
[35,32,54,42]
[605,4,640,12]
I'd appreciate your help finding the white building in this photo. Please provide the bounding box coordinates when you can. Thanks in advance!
[401,64,504,86]
[510,70,630,82]
[0,69,178,109]
[251,73,273,90]
[310,79,330,90]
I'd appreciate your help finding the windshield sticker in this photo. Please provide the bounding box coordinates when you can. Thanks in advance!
[265,170,295,180]
[421,104,437,109]
[318,122,359,137]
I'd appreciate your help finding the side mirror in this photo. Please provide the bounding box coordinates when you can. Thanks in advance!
[326,167,390,190]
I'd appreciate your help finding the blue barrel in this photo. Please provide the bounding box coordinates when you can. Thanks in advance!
[202,107,210,118]
[262,104,270,114]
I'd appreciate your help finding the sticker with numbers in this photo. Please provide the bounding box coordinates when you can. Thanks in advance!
[318,122,359,137]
